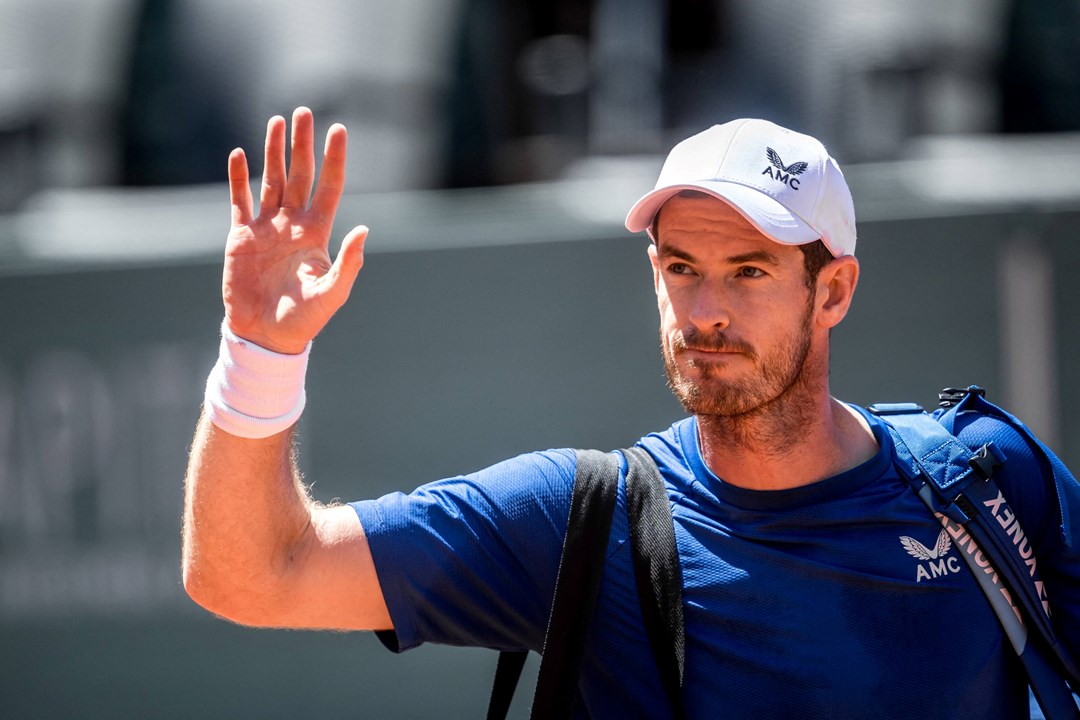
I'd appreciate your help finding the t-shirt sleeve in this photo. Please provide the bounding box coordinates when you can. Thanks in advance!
[952,412,1080,667]
[350,449,577,654]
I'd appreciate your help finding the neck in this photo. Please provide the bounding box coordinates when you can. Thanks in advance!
[696,372,878,492]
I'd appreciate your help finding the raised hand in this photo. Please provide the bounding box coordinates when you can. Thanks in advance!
[222,107,367,354]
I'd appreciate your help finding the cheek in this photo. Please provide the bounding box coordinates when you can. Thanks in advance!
[744,285,805,323]
[656,290,678,331]
[654,279,670,315]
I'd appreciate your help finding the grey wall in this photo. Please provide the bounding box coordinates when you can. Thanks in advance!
[1,207,1077,718]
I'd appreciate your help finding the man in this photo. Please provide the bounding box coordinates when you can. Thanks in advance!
[183,108,1079,717]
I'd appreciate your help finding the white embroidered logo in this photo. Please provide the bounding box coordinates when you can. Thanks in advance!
[900,529,962,582]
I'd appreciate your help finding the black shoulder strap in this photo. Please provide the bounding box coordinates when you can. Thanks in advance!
[487,447,687,719]
[487,651,527,720]
[488,449,620,720]
[624,446,686,717]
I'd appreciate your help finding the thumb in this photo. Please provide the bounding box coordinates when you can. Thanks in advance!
[323,225,368,306]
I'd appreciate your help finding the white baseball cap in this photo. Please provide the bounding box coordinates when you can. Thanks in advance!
[625,119,857,257]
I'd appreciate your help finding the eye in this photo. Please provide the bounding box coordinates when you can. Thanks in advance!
[666,262,693,275]
[737,266,766,279]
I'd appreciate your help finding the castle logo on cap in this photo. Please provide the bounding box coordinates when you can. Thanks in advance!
[761,147,807,190]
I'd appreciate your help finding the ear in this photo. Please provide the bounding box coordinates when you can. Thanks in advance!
[647,243,661,294]
[815,255,859,329]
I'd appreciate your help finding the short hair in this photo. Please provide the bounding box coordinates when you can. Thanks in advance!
[650,192,834,290]
[796,240,834,291]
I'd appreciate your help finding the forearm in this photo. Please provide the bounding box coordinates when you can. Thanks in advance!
[181,108,386,630]
[182,410,313,623]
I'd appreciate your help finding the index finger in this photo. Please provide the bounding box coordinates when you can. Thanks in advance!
[228,148,253,226]
[310,123,348,223]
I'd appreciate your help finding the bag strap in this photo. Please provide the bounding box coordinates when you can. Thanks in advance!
[869,393,1080,719]
[870,401,1054,631]
[488,447,687,719]
[487,449,620,720]
[624,446,686,717]
[487,651,527,720]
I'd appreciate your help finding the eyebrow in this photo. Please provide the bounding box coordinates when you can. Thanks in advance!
[656,245,697,263]
[725,250,781,266]
[657,245,782,266]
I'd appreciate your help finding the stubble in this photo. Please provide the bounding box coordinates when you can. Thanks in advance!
[661,297,823,455]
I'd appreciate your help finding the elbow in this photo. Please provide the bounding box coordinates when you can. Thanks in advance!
[183,568,265,627]
[181,556,231,621]
[181,552,250,625]
[181,539,211,610]
[181,548,293,628]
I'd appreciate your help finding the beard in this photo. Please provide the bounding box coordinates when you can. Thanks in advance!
[661,300,816,419]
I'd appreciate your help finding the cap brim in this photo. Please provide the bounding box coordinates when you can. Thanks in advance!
[624,181,819,247]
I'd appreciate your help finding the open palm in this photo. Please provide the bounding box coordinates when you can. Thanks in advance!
[222,107,367,355]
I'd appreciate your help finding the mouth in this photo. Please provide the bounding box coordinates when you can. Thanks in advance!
[674,329,753,354]
[668,330,756,370]
[682,347,743,359]
[677,337,753,358]
[680,350,746,372]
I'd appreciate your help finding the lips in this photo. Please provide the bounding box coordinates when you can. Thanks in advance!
[679,348,745,368]
[673,331,755,358]
[683,345,743,355]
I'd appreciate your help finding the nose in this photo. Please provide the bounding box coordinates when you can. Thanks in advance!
[688,280,730,332]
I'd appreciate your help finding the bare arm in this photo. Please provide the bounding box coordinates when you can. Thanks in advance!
[181,108,391,631]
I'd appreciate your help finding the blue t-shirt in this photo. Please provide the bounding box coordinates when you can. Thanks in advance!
[351,407,1080,719]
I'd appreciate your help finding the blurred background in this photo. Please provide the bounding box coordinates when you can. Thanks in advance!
[1,0,1079,717]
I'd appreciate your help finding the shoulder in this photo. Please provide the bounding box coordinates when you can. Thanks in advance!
[465,448,578,495]
[942,403,1067,551]
[863,394,1072,552]
[634,418,696,477]
[355,449,579,534]
[350,449,584,651]
[948,409,1044,470]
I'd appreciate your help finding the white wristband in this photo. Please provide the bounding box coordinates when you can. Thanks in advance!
[203,320,310,439]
